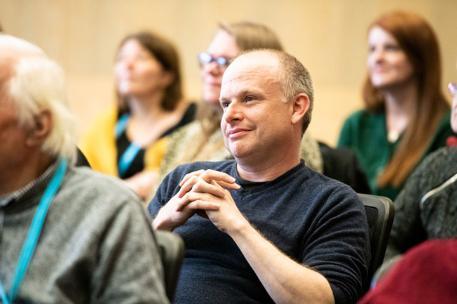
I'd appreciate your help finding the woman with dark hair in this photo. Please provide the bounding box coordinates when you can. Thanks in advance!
[338,11,452,199]
[81,31,195,199]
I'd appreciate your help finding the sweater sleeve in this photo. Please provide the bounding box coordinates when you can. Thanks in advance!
[301,187,370,304]
[386,149,447,259]
[148,164,193,218]
[93,199,169,304]
[386,179,425,259]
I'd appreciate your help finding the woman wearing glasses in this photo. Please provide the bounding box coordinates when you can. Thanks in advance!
[159,22,323,179]
[81,31,195,200]
[338,11,452,200]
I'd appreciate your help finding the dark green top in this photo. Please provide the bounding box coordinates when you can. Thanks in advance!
[337,110,452,200]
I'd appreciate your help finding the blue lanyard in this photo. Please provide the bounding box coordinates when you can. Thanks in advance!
[0,159,68,304]
[115,114,142,177]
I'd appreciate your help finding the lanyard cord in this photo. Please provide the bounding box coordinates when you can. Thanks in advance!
[115,114,142,177]
[0,283,8,304]
[115,113,130,138]
[0,159,68,303]
[118,144,142,177]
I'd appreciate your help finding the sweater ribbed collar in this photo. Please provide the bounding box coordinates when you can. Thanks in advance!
[0,161,57,208]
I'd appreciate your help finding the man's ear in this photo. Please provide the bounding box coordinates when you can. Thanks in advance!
[25,109,52,147]
[291,93,310,124]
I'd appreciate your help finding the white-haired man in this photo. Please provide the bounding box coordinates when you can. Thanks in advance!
[0,34,168,303]
[149,49,370,304]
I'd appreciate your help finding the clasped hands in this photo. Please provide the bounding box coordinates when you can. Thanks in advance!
[153,169,248,234]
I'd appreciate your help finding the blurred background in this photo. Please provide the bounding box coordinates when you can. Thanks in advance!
[1,0,456,144]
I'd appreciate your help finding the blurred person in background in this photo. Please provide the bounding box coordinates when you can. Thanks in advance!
[381,78,457,260]
[338,11,452,200]
[81,31,195,200]
[359,239,457,304]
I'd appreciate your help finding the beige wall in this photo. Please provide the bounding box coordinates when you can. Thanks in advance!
[1,0,456,144]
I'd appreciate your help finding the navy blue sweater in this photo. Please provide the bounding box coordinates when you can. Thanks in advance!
[149,160,370,304]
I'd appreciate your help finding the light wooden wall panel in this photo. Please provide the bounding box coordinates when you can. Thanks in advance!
[1,0,456,144]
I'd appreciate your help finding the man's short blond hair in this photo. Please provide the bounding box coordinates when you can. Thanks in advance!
[239,49,314,134]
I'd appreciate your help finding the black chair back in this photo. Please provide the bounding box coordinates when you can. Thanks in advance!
[358,194,395,286]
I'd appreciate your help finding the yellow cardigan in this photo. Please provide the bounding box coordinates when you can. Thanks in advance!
[80,107,167,177]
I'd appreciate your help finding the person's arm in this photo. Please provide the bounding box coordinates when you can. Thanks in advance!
[229,216,334,304]
[178,173,338,304]
[386,155,431,259]
[93,199,169,304]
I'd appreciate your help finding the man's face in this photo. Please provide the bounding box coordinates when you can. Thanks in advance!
[219,53,295,162]
[0,36,52,193]
[200,30,240,106]
[0,87,30,177]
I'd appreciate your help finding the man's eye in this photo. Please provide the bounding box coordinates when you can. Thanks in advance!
[221,101,230,108]
[243,95,255,102]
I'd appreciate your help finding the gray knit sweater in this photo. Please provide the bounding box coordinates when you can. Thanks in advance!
[386,147,457,259]
[0,165,169,304]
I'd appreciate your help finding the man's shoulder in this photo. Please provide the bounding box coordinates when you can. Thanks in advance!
[49,166,149,239]
[292,165,360,203]
[308,168,364,214]
[64,166,141,206]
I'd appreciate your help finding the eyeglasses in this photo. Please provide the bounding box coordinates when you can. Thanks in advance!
[198,52,232,68]
[449,82,457,97]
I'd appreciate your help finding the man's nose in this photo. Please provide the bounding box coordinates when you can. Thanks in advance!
[223,102,242,123]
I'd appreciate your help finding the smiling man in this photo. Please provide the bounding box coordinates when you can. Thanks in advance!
[149,50,370,304]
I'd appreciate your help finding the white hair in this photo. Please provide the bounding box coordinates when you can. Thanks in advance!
[7,56,77,162]
[0,34,45,56]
